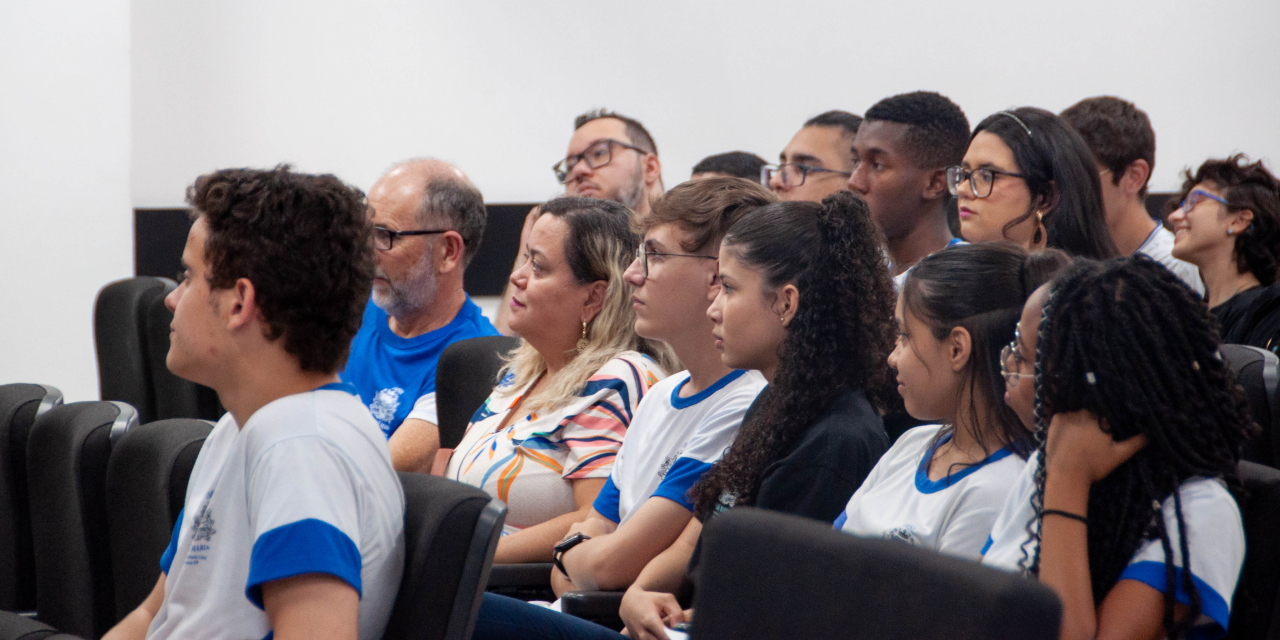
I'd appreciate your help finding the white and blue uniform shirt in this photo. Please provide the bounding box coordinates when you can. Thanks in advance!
[983,462,1244,639]
[147,383,406,640]
[834,424,1024,559]
[592,370,765,524]
[1137,223,1205,295]
[341,297,498,437]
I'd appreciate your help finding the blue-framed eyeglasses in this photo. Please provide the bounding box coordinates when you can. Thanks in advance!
[1180,189,1230,212]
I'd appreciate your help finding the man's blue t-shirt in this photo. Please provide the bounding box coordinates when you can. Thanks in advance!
[341,296,499,438]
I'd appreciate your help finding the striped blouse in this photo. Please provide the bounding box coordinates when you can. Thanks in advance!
[445,351,665,532]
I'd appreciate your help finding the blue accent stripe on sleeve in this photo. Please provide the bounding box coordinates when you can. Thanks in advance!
[159,508,184,574]
[653,458,715,511]
[980,536,993,556]
[833,511,848,531]
[1119,560,1231,635]
[245,519,363,609]
[593,476,622,524]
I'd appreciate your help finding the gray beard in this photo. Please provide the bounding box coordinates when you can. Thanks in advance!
[371,247,438,320]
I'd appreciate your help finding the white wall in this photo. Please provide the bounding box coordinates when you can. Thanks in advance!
[132,0,1280,207]
[0,0,132,401]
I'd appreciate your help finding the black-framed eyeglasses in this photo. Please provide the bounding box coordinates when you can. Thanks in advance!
[999,327,1034,388]
[553,139,649,184]
[1180,189,1230,213]
[946,166,1029,198]
[635,245,717,277]
[372,226,451,251]
[760,163,852,188]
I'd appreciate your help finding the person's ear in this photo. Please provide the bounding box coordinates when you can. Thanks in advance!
[1121,159,1150,198]
[581,280,609,324]
[1033,183,1059,214]
[643,153,663,187]
[947,326,972,373]
[1232,208,1255,235]
[773,284,800,328]
[225,278,258,332]
[437,231,466,273]
[922,167,949,200]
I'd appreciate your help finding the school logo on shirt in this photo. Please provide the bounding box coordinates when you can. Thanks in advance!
[885,525,919,546]
[192,491,217,542]
[369,387,404,425]
[657,449,683,479]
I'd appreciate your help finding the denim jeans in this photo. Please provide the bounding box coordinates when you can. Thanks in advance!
[471,592,628,640]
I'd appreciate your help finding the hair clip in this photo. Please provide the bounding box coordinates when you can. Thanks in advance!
[1085,372,1097,385]
[996,111,1033,138]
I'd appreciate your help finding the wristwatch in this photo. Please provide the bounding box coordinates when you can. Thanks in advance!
[553,532,592,576]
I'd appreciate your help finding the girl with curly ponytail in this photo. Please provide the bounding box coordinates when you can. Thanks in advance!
[835,242,1069,559]
[983,255,1254,640]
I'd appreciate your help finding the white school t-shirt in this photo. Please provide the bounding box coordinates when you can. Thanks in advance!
[147,383,406,640]
[983,460,1244,638]
[834,424,1024,559]
[592,369,765,524]
[1138,224,1204,295]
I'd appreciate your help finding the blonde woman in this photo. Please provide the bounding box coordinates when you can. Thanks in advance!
[446,197,676,563]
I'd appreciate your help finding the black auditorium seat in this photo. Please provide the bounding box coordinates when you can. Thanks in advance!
[95,277,172,423]
[105,418,213,620]
[382,473,506,640]
[141,284,222,421]
[435,335,521,450]
[26,401,137,639]
[691,508,1062,640]
[1229,461,1280,639]
[1220,344,1279,468]
[0,383,62,612]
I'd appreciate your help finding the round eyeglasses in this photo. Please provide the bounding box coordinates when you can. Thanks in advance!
[946,166,1029,199]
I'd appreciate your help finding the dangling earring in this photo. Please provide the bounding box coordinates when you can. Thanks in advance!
[1032,211,1046,245]
[576,320,589,353]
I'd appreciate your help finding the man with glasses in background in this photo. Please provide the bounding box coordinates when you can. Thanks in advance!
[340,159,498,473]
[763,110,861,202]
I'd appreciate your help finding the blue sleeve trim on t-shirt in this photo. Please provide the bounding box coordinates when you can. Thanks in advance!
[245,519,363,610]
[653,458,715,511]
[159,508,184,574]
[833,510,848,530]
[980,536,993,556]
[1119,560,1231,636]
[593,476,622,523]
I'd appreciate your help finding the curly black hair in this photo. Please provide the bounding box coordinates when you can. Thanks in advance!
[692,190,897,516]
[188,164,375,373]
[1023,255,1255,637]
[1171,154,1280,286]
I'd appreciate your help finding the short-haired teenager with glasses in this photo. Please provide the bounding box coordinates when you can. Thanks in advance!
[1168,154,1280,353]
[1061,96,1204,293]
[470,178,773,640]
[763,110,861,203]
[950,107,1119,260]
[340,159,498,473]
[836,243,1069,558]
[104,166,405,640]
[848,91,971,283]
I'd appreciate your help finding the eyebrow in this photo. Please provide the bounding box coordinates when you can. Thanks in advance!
[644,238,669,252]
[789,153,823,166]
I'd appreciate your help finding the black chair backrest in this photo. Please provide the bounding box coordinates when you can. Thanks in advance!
[27,401,137,639]
[692,508,1062,640]
[435,335,520,449]
[383,473,506,640]
[1230,461,1280,639]
[95,277,173,423]
[0,383,62,612]
[1220,344,1280,468]
[141,285,222,422]
[105,418,213,620]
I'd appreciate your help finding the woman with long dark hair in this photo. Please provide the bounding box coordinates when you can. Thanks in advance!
[983,256,1253,640]
[834,243,1068,557]
[949,107,1118,260]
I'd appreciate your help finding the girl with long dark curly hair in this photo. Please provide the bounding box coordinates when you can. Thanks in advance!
[615,190,898,639]
[983,255,1254,640]
[834,243,1068,558]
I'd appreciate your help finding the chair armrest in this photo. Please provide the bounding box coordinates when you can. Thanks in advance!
[561,590,626,630]
[486,562,554,588]
[0,610,61,640]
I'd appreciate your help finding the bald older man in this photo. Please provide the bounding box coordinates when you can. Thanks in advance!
[340,159,498,473]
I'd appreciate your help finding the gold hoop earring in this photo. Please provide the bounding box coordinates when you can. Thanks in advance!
[1032,211,1046,245]
[576,320,589,353]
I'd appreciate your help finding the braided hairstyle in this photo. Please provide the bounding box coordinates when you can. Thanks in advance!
[1023,255,1255,636]
[692,191,896,515]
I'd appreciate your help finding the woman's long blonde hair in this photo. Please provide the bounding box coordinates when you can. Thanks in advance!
[502,197,679,413]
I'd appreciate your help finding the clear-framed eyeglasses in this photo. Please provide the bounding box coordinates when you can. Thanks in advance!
[999,328,1035,388]
[635,245,717,278]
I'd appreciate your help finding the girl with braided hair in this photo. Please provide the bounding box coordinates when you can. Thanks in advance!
[835,242,1069,558]
[983,255,1254,640]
